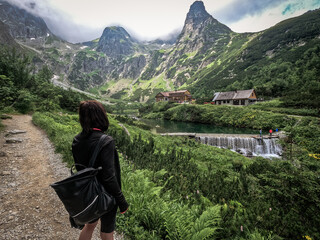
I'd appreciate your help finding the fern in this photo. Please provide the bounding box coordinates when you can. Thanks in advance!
[190,206,221,240]
[165,205,221,240]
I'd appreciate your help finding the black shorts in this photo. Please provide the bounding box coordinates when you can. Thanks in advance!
[89,206,117,233]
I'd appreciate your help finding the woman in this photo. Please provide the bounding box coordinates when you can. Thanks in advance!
[72,100,128,240]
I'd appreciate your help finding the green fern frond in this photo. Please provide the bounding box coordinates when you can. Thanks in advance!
[190,206,221,240]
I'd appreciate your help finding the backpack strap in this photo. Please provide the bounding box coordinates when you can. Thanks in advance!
[88,134,107,167]
[70,163,87,175]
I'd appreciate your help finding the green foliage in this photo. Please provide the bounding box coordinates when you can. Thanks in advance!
[0,47,32,88]
[141,103,297,130]
[185,9,320,113]
[0,75,16,108]
[33,112,320,239]
[32,112,224,239]
[13,89,35,113]
[249,99,319,117]
[138,101,177,116]
[166,205,221,240]
[0,46,89,113]
[141,50,165,80]
[32,112,80,165]
[284,117,320,154]
[114,115,151,130]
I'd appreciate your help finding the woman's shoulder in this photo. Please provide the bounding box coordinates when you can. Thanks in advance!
[101,134,114,147]
[72,132,83,143]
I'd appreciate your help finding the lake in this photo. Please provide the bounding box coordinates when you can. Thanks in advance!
[140,118,259,135]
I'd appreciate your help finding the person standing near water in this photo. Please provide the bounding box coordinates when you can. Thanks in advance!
[259,129,262,138]
[269,129,273,137]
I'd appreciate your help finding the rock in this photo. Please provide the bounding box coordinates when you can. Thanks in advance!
[0,114,12,119]
[8,130,27,135]
[0,151,7,157]
[5,138,23,144]
[1,171,11,175]
[8,183,16,187]
[246,151,253,157]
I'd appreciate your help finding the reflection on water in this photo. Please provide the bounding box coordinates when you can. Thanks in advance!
[140,118,258,135]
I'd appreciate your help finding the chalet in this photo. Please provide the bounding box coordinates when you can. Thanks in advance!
[155,90,192,103]
[212,89,257,106]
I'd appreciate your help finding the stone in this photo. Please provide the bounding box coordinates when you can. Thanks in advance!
[0,114,12,119]
[0,151,7,157]
[5,138,23,144]
[2,171,11,175]
[8,130,27,135]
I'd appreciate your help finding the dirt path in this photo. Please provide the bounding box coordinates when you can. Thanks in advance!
[0,115,122,240]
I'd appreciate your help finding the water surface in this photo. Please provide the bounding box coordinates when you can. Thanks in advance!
[141,118,258,135]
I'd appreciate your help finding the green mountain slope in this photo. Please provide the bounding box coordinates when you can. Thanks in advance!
[0,0,319,110]
[125,5,320,110]
[188,9,320,101]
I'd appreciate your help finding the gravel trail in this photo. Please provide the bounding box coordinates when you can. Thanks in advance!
[0,115,122,240]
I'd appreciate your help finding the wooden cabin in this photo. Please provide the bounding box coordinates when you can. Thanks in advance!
[155,90,192,103]
[212,89,257,106]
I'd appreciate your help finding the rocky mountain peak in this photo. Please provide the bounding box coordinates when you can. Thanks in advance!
[96,26,135,58]
[176,1,232,51]
[186,1,210,25]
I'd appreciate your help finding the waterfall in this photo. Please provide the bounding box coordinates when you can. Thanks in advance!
[198,136,282,158]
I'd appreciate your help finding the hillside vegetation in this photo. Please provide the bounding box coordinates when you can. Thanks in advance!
[139,101,320,154]
[32,111,320,240]
[0,46,88,113]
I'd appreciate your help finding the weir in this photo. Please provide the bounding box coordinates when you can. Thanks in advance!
[160,132,283,158]
[196,135,282,158]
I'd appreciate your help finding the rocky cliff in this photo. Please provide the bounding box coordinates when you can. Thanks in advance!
[97,27,135,59]
[0,20,18,46]
[0,0,50,40]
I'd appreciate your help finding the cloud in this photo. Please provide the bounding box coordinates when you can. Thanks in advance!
[5,0,103,42]
[214,0,288,23]
[4,0,320,43]
[216,0,320,33]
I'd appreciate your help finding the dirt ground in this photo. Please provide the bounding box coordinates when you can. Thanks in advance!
[0,115,123,240]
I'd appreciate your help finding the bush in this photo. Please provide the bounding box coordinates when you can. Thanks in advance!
[13,90,35,113]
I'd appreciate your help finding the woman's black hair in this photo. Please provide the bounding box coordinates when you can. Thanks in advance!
[79,100,109,134]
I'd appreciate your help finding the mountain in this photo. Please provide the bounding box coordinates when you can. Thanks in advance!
[0,19,18,46]
[176,1,231,53]
[0,0,319,108]
[187,8,320,99]
[96,27,135,58]
[0,0,50,40]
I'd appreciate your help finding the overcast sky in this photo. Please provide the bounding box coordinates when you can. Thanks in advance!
[6,0,320,43]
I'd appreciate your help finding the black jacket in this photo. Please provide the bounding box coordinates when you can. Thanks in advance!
[72,130,128,212]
